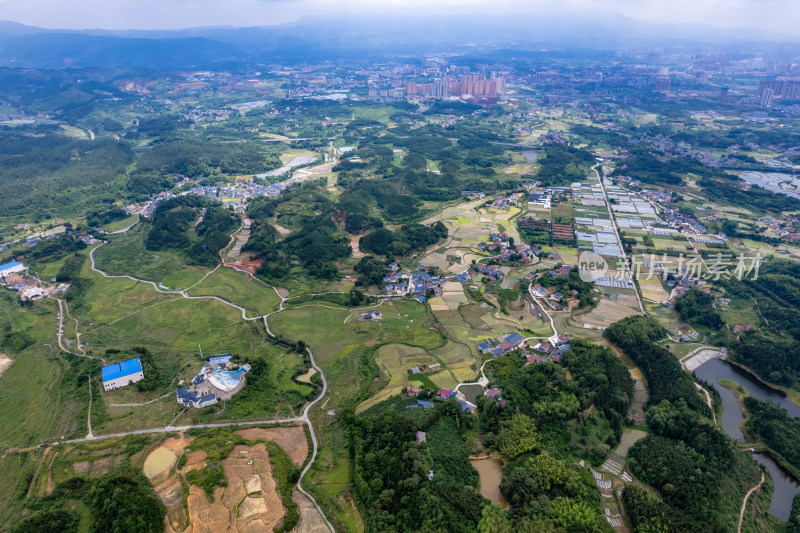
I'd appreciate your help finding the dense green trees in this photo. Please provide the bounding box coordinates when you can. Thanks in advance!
[500,452,610,532]
[604,316,710,415]
[253,215,350,281]
[604,317,764,532]
[86,206,128,228]
[674,289,724,329]
[144,196,239,267]
[720,261,800,388]
[789,494,800,533]
[10,510,79,533]
[347,407,483,532]
[241,220,278,257]
[354,256,388,287]
[89,469,166,533]
[26,234,86,261]
[563,340,633,439]
[495,412,538,460]
[359,222,448,257]
[744,397,800,472]
[0,132,132,218]
[536,145,595,186]
[130,140,279,180]
[698,176,800,212]
[622,485,675,532]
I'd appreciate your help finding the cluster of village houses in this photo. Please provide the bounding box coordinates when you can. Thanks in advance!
[403,331,573,414]
[382,263,449,302]
[125,170,319,218]
[487,192,526,210]
[661,273,712,308]
[476,231,539,263]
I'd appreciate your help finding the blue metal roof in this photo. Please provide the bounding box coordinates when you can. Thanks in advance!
[505,333,524,345]
[0,261,21,272]
[101,357,143,382]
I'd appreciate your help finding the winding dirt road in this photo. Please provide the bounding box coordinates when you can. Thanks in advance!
[65,237,336,531]
[738,472,765,533]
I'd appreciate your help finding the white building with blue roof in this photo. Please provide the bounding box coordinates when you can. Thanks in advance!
[0,261,25,278]
[101,357,144,391]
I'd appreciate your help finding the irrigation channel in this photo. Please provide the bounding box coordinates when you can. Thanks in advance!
[694,358,800,522]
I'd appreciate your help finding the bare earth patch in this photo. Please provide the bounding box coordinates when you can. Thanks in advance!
[0,354,12,379]
[163,435,193,453]
[182,443,284,533]
[296,367,317,384]
[235,426,309,466]
[156,476,188,532]
[350,235,367,258]
[184,450,207,469]
[292,491,331,533]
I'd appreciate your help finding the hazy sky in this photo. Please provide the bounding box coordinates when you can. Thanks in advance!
[1,0,798,35]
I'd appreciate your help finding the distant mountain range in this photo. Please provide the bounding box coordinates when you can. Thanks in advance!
[1,13,798,69]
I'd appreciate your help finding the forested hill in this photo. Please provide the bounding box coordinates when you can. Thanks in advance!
[145,196,239,267]
[345,340,635,532]
[604,316,765,532]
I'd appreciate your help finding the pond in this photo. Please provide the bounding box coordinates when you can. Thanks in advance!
[694,358,800,521]
[460,384,485,403]
[143,446,176,479]
[615,428,647,457]
[522,150,538,162]
[471,456,506,506]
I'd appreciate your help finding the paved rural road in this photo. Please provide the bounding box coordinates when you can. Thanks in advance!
[525,286,559,344]
[296,348,336,533]
[81,241,337,531]
[593,163,646,315]
[57,346,335,531]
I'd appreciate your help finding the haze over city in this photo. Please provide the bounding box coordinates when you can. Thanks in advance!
[2,0,800,532]
[1,0,799,36]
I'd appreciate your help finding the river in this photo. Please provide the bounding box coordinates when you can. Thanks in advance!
[694,358,800,521]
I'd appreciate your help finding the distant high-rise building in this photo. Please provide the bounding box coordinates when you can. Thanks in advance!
[760,87,774,106]
[654,77,671,92]
[432,79,450,97]
[757,77,800,103]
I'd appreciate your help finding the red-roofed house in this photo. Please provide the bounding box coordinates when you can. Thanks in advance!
[440,388,455,398]
[486,387,502,399]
